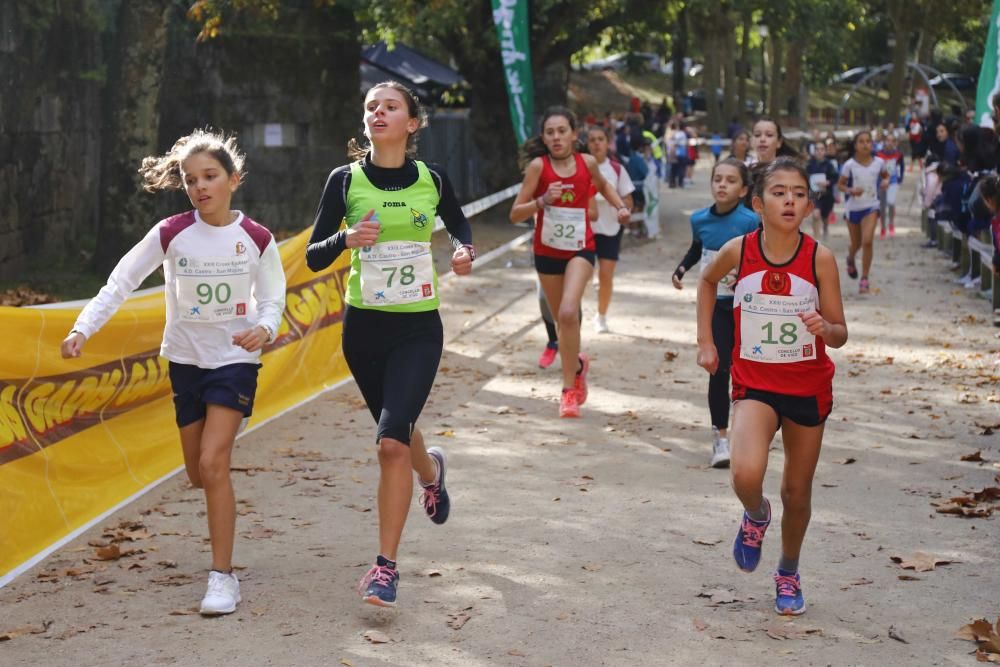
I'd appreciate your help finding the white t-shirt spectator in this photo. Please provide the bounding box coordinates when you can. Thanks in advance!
[592,158,635,236]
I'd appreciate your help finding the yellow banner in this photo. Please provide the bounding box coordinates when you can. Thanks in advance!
[0,228,351,584]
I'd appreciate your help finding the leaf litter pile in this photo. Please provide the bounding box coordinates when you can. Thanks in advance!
[932,475,1000,518]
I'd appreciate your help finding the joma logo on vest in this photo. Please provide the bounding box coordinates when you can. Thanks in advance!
[383,201,406,208]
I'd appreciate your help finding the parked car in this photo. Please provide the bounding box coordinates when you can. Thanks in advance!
[829,66,873,85]
[662,58,703,78]
[929,73,977,91]
[582,52,663,73]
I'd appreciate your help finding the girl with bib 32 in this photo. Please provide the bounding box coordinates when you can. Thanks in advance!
[306,82,474,608]
[61,130,286,616]
[697,158,847,616]
[509,107,630,418]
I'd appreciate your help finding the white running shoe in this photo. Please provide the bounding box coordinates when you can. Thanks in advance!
[711,436,731,469]
[594,314,610,334]
[200,570,241,615]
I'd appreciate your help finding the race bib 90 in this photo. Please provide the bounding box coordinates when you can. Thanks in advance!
[359,241,435,306]
[739,292,816,363]
[541,206,586,251]
[176,256,251,322]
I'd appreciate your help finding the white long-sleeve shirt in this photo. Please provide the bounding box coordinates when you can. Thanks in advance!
[73,210,286,369]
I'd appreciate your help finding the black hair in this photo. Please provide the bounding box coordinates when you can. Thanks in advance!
[752,116,799,159]
[753,156,810,199]
[347,81,428,161]
[138,128,246,192]
[959,126,999,172]
[979,174,1000,209]
[712,157,750,187]
[519,106,578,170]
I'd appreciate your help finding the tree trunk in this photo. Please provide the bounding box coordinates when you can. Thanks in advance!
[721,10,737,126]
[737,9,751,121]
[671,7,688,109]
[95,2,171,273]
[702,24,722,131]
[885,7,912,126]
[767,33,784,121]
[784,41,803,125]
[534,58,570,112]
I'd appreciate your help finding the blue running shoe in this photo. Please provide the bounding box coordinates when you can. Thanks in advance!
[774,569,806,615]
[359,556,399,607]
[733,498,771,572]
[421,447,450,525]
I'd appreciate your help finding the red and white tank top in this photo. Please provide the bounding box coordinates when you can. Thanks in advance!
[731,228,834,396]
[532,153,596,258]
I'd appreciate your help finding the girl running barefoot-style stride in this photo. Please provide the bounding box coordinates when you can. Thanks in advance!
[697,158,848,616]
[305,82,474,608]
[61,130,286,616]
[509,107,631,418]
[673,158,759,468]
[838,131,889,294]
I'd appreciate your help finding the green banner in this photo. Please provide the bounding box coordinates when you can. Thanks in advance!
[976,0,1000,126]
[491,0,535,145]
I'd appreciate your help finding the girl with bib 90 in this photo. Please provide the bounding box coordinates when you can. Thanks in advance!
[306,82,474,608]
[60,130,286,616]
[509,107,630,418]
[696,158,848,617]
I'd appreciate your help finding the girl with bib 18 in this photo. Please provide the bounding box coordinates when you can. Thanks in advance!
[508,107,631,419]
[696,158,848,617]
[306,82,474,608]
[60,130,286,616]
[672,158,760,469]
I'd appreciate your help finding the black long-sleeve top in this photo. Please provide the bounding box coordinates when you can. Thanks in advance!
[306,155,472,272]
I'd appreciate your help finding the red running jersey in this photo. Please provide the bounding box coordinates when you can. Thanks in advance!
[731,228,835,396]
[532,153,596,258]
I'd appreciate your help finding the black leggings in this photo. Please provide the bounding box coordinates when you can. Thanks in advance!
[709,299,734,429]
[341,305,443,445]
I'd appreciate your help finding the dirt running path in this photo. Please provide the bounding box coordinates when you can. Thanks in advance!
[2,166,998,666]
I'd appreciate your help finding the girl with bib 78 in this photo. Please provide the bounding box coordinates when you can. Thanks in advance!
[306,82,474,608]
[696,158,848,617]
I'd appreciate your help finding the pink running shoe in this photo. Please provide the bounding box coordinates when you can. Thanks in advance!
[538,342,558,369]
[559,388,580,418]
[574,354,590,405]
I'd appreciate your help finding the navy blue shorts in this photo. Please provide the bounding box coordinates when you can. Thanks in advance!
[534,251,596,275]
[847,207,879,224]
[594,227,625,261]
[168,362,260,428]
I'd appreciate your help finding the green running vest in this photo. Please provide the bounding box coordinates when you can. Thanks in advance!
[344,160,440,312]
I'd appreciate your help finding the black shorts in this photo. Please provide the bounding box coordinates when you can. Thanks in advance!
[168,362,260,428]
[342,305,443,445]
[534,250,596,275]
[732,385,832,427]
[594,227,625,261]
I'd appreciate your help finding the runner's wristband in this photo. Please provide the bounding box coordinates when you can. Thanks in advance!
[257,324,274,343]
[461,244,477,261]
[673,266,685,281]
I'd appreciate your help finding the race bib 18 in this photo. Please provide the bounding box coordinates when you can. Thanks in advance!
[541,206,586,251]
[176,256,251,323]
[739,292,816,363]
[359,241,435,306]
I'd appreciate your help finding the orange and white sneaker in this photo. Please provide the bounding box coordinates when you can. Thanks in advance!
[559,388,581,418]
[574,354,590,405]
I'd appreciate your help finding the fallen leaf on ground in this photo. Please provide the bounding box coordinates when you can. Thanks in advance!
[507,649,526,657]
[435,430,455,437]
[169,607,199,616]
[363,629,390,644]
[663,351,678,362]
[962,451,985,462]
[94,544,122,561]
[698,588,739,604]
[765,622,823,640]
[447,611,472,630]
[834,458,857,465]
[897,574,921,581]
[890,551,956,572]
[956,617,1000,661]
[582,563,603,572]
[888,625,909,644]
[0,620,52,641]
[340,659,354,666]
[693,538,722,546]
